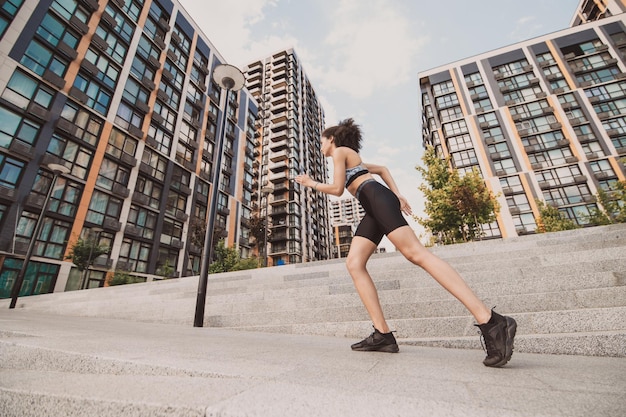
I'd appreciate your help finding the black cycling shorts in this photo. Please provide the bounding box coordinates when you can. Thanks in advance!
[354,180,409,245]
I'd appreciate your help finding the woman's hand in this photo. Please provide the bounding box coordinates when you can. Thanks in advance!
[295,173,315,188]
[398,195,412,215]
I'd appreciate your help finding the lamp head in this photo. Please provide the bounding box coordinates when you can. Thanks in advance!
[212,64,245,91]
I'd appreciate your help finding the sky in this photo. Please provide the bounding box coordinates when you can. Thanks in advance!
[179,0,581,248]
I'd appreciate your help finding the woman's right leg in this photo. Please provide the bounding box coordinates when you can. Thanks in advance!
[387,226,491,324]
[387,225,517,366]
[345,236,390,333]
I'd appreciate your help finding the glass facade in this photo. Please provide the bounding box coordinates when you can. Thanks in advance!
[420,14,626,238]
[0,0,259,298]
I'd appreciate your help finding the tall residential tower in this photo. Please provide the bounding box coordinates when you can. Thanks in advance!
[244,48,332,265]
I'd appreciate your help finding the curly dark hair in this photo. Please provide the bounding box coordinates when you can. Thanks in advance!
[322,118,362,152]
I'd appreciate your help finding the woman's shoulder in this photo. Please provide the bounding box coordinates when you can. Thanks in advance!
[334,146,360,160]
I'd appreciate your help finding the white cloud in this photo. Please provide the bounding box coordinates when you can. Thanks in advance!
[311,0,427,99]
[178,0,280,65]
[508,16,543,41]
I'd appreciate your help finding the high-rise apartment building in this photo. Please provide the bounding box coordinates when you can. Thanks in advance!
[0,0,259,298]
[571,0,626,26]
[329,197,365,258]
[244,48,331,265]
[419,10,626,239]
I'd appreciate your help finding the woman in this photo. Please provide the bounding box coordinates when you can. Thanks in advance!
[296,118,516,367]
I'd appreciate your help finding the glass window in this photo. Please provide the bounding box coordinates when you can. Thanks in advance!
[432,80,455,96]
[83,48,120,88]
[135,176,162,209]
[0,107,41,148]
[20,39,69,77]
[163,59,185,90]
[127,205,157,239]
[165,190,186,217]
[493,59,530,78]
[157,81,180,109]
[450,149,477,168]
[0,154,24,188]
[513,212,537,233]
[160,217,183,245]
[46,134,92,180]
[86,190,122,225]
[94,25,128,65]
[442,119,468,136]
[96,158,130,190]
[103,3,135,43]
[72,74,112,115]
[106,129,137,159]
[175,142,194,166]
[147,123,173,154]
[435,93,459,110]
[59,101,103,146]
[577,68,621,85]
[117,0,144,22]
[493,158,517,175]
[2,70,55,109]
[500,175,524,193]
[153,101,177,131]
[446,134,473,152]
[0,0,25,39]
[141,148,167,181]
[136,34,161,62]
[36,218,71,258]
[115,101,144,130]
[130,55,156,83]
[37,13,80,49]
[119,238,151,272]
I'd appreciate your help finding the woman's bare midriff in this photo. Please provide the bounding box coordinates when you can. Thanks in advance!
[347,173,376,197]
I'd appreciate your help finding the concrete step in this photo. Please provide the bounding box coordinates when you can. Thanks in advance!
[1,224,625,358]
[226,307,626,357]
[402,331,626,357]
[12,262,623,324]
[204,285,626,328]
[200,271,624,316]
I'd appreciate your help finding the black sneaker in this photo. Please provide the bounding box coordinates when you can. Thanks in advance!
[476,310,517,367]
[351,327,399,353]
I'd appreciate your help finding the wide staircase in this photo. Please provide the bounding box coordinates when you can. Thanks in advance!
[2,224,625,357]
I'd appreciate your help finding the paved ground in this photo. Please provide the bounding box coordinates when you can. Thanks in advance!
[0,309,624,417]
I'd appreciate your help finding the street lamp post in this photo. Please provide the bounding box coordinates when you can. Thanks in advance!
[9,163,70,309]
[261,185,274,267]
[194,64,245,327]
[81,227,103,290]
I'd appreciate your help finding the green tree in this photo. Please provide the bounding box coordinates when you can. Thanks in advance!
[188,217,206,247]
[65,238,109,271]
[416,147,462,244]
[66,237,110,290]
[249,214,267,249]
[416,146,500,244]
[535,200,579,233]
[594,181,626,224]
[451,169,500,241]
[156,259,175,278]
[209,240,259,273]
[107,270,143,286]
